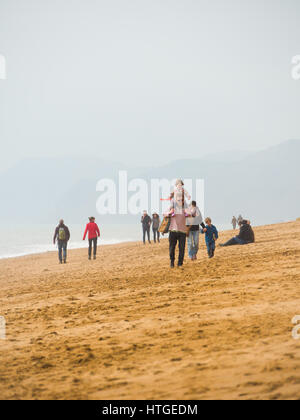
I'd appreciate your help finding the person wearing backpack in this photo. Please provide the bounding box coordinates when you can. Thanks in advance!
[83,217,101,260]
[53,219,70,264]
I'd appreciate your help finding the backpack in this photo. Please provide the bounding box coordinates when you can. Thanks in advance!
[58,227,66,241]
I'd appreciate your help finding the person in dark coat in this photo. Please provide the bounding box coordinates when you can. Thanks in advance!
[53,219,70,264]
[220,220,255,247]
[152,213,161,243]
[141,211,152,244]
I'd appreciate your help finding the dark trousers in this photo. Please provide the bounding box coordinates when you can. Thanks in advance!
[206,241,216,257]
[58,240,67,262]
[223,236,247,247]
[143,227,151,244]
[153,228,160,243]
[169,231,186,266]
[88,237,98,257]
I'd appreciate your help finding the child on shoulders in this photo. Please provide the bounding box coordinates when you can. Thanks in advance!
[169,179,191,217]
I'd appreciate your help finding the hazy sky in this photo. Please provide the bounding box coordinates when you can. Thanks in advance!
[0,0,300,171]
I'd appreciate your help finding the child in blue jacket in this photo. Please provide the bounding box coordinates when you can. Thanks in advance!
[201,217,219,258]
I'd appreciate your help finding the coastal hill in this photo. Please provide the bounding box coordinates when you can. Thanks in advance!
[0,221,300,399]
[0,139,299,225]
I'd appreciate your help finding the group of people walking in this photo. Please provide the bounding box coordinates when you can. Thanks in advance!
[53,217,100,264]
[185,202,219,261]
[53,181,255,267]
[142,180,255,268]
[141,212,161,244]
[165,199,219,268]
[153,179,221,268]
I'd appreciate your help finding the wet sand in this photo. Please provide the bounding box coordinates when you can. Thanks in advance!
[0,221,300,400]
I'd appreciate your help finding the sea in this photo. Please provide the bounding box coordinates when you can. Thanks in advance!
[0,223,232,260]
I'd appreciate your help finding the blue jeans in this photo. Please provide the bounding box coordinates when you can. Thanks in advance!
[206,240,216,256]
[187,230,199,258]
[223,236,247,246]
[58,240,67,262]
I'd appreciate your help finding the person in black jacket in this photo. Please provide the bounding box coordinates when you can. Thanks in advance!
[141,211,152,244]
[53,219,71,263]
[220,220,255,247]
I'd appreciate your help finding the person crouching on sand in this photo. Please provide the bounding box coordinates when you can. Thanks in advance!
[53,219,70,264]
[83,217,100,260]
[201,217,219,259]
[220,220,255,247]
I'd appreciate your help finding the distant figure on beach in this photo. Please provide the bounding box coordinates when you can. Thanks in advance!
[220,220,255,247]
[232,216,237,230]
[186,201,205,261]
[53,219,70,264]
[201,217,219,258]
[237,215,243,225]
[83,217,100,260]
[141,211,152,244]
[152,213,161,243]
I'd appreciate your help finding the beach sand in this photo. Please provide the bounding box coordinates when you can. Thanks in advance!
[0,221,300,400]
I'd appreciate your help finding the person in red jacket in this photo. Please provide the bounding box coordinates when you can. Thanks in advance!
[83,217,100,260]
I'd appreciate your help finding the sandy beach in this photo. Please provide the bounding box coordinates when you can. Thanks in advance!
[0,221,300,400]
